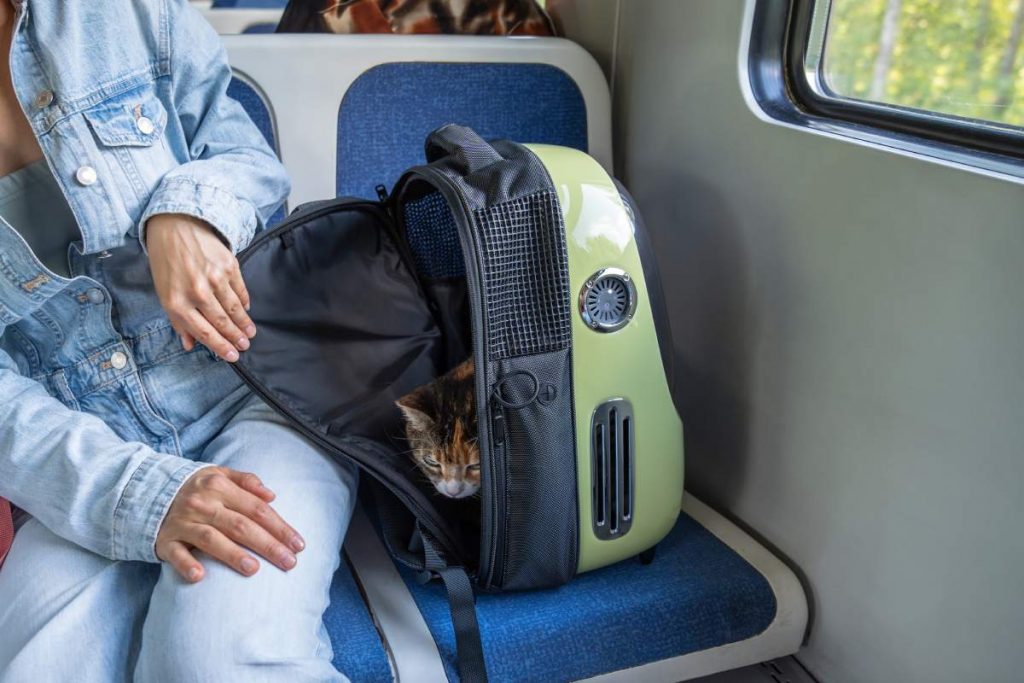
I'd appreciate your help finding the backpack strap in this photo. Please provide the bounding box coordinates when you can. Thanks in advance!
[421,527,489,683]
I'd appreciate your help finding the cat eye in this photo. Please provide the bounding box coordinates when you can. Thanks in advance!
[423,456,440,467]
[467,464,481,471]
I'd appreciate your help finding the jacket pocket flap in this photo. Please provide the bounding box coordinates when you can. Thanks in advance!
[83,89,168,147]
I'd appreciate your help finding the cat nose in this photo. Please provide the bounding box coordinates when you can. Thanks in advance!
[442,480,465,497]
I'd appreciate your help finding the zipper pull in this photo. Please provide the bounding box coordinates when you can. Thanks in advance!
[491,401,506,448]
[375,184,389,203]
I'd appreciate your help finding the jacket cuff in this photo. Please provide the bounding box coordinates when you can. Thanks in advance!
[112,455,214,563]
[140,176,258,254]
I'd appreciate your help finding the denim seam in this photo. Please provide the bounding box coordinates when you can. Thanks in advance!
[30,68,165,131]
[141,177,257,253]
[111,455,158,559]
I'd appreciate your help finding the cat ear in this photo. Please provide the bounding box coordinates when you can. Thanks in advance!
[396,388,434,431]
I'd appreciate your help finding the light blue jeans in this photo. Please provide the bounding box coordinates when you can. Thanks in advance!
[0,200,358,680]
[0,393,358,683]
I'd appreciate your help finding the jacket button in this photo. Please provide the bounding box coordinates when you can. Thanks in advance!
[86,288,104,304]
[34,89,54,108]
[109,351,128,370]
[75,165,97,186]
[136,116,155,135]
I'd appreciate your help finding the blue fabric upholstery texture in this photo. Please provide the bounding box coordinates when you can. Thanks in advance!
[226,76,287,225]
[400,512,778,682]
[324,556,393,681]
[336,63,588,199]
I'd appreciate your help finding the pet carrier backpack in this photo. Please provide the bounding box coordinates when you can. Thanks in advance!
[232,125,683,682]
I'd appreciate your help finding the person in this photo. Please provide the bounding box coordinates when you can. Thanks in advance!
[0,1,357,681]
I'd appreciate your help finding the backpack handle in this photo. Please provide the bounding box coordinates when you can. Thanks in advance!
[425,124,504,175]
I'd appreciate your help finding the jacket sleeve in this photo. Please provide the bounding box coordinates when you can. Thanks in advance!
[138,0,291,254]
[0,346,211,563]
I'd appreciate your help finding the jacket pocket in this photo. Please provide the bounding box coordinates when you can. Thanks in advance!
[82,87,168,147]
[80,85,177,227]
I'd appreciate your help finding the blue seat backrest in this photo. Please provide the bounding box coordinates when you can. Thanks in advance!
[226,76,287,225]
[336,62,588,199]
[241,23,278,34]
[211,0,287,8]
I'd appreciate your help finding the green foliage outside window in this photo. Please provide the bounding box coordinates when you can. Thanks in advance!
[824,0,1024,128]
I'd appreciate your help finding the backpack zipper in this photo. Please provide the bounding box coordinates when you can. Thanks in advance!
[408,167,506,589]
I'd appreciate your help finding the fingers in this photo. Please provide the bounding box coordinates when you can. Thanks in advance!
[156,468,305,580]
[228,264,252,313]
[221,482,306,554]
[181,309,240,362]
[196,295,248,357]
[217,508,297,572]
[184,523,262,578]
[225,469,276,502]
[213,273,256,342]
[161,540,205,583]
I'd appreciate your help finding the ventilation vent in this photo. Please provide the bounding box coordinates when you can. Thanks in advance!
[579,268,638,333]
[592,399,635,540]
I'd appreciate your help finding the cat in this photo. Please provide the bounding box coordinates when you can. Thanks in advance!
[277,0,557,37]
[396,358,481,499]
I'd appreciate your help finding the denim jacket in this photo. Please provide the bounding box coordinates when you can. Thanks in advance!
[0,1,290,563]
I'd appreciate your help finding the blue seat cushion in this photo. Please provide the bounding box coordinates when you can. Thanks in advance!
[324,559,393,681]
[336,62,588,199]
[401,512,778,682]
[226,77,287,225]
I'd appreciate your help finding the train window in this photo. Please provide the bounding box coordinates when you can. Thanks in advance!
[820,0,1024,130]
[743,0,1024,180]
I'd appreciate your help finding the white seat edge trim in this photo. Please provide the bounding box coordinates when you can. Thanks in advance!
[577,494,809,683]
[223,35,612,208]
[343,506,448,683]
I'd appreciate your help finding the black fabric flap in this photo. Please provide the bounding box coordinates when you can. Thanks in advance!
[231,199,469,562]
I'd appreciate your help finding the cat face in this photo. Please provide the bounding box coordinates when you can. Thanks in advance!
[396,359,480,499]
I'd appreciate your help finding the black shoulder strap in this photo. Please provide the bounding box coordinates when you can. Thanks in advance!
[422,528,489,683]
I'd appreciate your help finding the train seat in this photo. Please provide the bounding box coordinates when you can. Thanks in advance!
[222,34,806,680]
[201,7,282,35]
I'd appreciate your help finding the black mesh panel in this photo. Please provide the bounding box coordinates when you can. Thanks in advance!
[475,191,571,360]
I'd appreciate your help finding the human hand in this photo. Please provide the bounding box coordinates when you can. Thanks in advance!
[146,213,256,362]
[156,467,306,582]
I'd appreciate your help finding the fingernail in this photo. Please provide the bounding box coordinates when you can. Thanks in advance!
[245,324,257,338]
[244,303,251,312]
[280,552,297,570]
[188,567,201,582]
[291,535,305,552]
[225,349,239,362]
[240,557,258,574]
[236,337,250,351]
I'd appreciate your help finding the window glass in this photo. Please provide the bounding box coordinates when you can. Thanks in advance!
[823,0,1024,128]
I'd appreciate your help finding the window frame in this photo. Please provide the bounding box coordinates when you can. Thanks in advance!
[743,0,1024,182]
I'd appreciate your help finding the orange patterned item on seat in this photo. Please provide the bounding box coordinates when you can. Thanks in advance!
[277,0,558,36]
[0,498,12,569]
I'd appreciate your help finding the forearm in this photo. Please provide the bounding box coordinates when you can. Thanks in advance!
[139,0,290,254]
[0,351,208,562]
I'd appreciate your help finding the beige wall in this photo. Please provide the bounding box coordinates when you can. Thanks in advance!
[568,2,1024,681]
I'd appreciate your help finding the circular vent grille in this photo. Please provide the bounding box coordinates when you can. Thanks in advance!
[579,268,638,332]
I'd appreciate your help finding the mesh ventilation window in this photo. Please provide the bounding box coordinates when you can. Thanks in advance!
[402,192,466,280]
[476,191,571,360]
